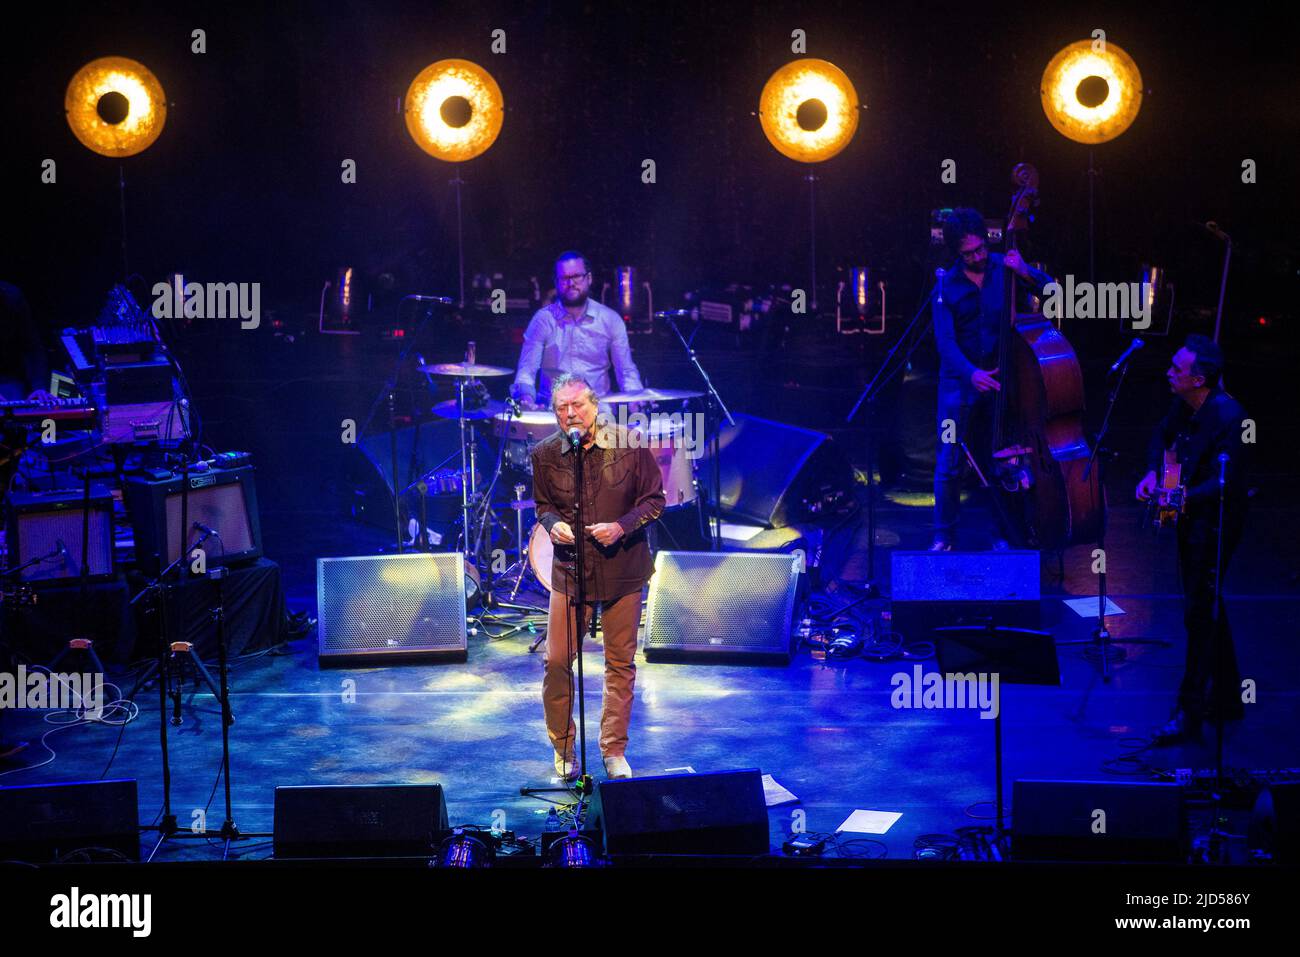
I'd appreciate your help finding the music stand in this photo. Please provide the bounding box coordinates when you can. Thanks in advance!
[934,623,1060,855]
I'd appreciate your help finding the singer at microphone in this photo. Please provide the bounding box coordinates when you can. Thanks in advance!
[1136,334,1253,745]
[528,372,665,782]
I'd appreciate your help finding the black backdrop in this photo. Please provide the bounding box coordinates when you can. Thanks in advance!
[4,0,1298,493]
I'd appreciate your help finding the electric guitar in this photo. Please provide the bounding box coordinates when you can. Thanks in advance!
[1152,447,1186,527]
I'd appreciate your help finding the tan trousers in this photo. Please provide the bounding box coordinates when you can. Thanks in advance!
[543,588,643,761]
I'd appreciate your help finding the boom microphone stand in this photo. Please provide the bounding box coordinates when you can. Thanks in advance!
[661,312,735,550]
[846,271,943,586]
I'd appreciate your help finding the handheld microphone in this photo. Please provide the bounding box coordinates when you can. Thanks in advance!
[934,267,947,307]
[653,309,692,319]
[405,294,455,304]
[566,427,583,447]
[1204,221,1230,242]
[1218,452,1229,487]
[1109,338,1145,374]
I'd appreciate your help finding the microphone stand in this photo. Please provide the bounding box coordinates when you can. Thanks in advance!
[1212,454,1229,794]
[845,273,942,587]
[1058,353,1168,680]
[356,297,446,551]
[520,429,595,811]
[663,315,735,550]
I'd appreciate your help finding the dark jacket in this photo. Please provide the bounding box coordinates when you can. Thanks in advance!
[932,253,1054,394]
[1146,390,1252,522]
[532,426,666,601]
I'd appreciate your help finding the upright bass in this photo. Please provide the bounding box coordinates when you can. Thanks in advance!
[990,163,1103,550]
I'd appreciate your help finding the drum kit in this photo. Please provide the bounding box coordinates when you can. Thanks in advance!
[412,357,706,599]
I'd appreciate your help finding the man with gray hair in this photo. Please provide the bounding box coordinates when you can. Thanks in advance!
[511,251,645,408]
[531,372,665,781]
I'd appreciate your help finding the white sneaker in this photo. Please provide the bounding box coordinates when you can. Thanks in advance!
[554,752,579,781]
[603,755,632,779]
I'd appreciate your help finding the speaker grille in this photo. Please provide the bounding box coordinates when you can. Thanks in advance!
[317,553,468,659]
[9,491,114,583]
[164,482,255,565]
[644,551,799,659]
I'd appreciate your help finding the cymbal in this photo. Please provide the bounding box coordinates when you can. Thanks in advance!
[418,361,513,377]
[431,398,506,421]
[601,388,704,404]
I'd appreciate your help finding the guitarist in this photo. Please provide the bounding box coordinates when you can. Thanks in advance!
[1136,335,1252,744]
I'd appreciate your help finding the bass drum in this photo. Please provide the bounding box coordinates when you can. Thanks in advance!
[527,521,554,593]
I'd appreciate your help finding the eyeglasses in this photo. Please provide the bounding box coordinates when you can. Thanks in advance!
[559,272,590,285]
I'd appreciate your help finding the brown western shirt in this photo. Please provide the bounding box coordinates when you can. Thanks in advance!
[531,425,665,601]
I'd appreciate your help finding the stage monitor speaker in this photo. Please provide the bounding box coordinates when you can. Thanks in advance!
[890,549,1041,640]
[125,465,262,575]
[317,552,468,664]
[273,783,449,858]
[5,486,114,584]
[1013,779,1188,862]
[699,413,854,528]
[0,779,139,862]
[644,551,802,663]
[588,769,769,856]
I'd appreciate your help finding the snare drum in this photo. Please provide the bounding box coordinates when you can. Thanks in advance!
[640,421,697,508]
[495,410,556,474]
[527,521,554,592]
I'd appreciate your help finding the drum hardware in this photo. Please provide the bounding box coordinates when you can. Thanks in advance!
[355,293,455,552]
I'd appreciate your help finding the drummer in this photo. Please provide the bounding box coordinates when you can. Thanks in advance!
[510,251,645,411]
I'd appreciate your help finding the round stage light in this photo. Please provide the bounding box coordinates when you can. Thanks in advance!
[65,56,167,158]
[404,58,504,162]
[758,58,860,163]
[1040,39,1143,145]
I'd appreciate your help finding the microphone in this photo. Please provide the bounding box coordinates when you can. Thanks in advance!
[505,396,522,416]
[1204,221,1230,242]
[1218,452,1229,487]
[55,539,69,567]
[934,267,947,306]
[566,427,583,447]
[653,309,692,319]
[404,294,455,304]
[1109,338,1145,375]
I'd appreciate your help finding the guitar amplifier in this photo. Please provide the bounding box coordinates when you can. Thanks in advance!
[125,465,262,575]
[5,485,115,584]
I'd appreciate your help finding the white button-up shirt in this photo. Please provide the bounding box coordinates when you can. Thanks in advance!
[512,298,644,403]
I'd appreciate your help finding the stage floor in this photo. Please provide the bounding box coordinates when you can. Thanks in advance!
[4,500,1298,863]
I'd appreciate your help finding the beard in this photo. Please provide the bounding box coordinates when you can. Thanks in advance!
[561,287,588,308]
[965,258,987,274]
